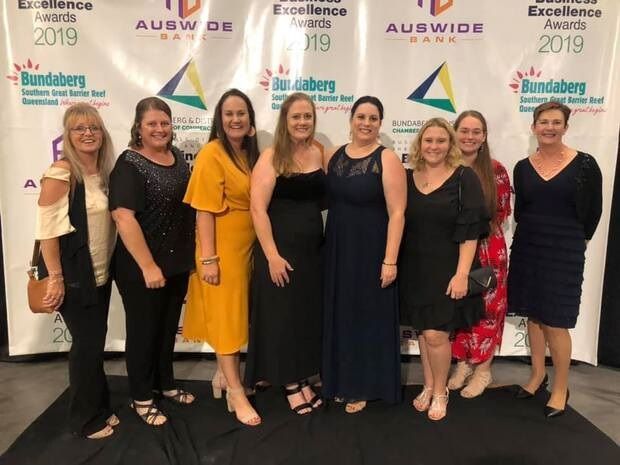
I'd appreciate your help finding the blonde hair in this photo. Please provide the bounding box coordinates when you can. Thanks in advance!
[273,92,316,176]
[409,117,462,171]
[62,103,114,187]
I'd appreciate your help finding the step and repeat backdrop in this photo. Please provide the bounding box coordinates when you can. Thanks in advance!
[1,0,618,362]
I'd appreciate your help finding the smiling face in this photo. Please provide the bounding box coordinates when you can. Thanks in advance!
[286,99,314,143]
[350,103,381,144]
[138,109,172,151]
[455,115,486,157]
[532,109,568,147]
[420,126,451,168]
[221,95,251,146]
[68,116,103,157]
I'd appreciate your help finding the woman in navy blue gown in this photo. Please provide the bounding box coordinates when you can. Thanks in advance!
[322,96,406,413]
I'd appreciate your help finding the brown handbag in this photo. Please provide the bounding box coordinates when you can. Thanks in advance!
[27,240,54,314]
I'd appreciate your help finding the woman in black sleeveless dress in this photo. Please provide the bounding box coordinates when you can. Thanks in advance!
[322,96,407,413]
[246,93,324,415]
[509,102,602,417]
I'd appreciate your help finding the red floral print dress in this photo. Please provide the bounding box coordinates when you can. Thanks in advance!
[452,159,512,363]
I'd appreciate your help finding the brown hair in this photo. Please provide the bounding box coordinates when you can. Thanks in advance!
[62,103,114,187]
[533,101,571,126]
[129,96,173,151]
[409,118,462,171]
[273,92,316,176]
[209,88,259,172]
[454,110,497,224]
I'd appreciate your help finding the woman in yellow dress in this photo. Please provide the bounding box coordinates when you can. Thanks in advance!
[183,89,261,426]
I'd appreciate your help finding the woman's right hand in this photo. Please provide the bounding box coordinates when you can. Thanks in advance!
[142,263,166,289]
[201,262,220,286]
[43,278,65,311]
[268,255,293,287]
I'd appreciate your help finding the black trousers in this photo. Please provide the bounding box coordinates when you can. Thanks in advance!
[59,280,112,437]
[116,272,189,401]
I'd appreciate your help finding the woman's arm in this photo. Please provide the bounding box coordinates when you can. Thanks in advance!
[250,148,292,287]
[196,210,220,285]
[111,207,165,288]
[381,149,407,288]
[38,172,69,310]
[446,240,478,299]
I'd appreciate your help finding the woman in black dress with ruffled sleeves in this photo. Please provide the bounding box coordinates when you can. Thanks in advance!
[399,118,489,421]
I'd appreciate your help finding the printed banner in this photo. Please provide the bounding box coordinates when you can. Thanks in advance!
[1,0,618,363]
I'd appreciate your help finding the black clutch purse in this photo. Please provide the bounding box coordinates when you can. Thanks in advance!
[467,266,497,296]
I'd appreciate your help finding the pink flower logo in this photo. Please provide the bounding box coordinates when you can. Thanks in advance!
[508,66,542,93]
[6,59,40,86]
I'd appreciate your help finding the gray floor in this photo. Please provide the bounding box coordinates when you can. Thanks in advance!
[0,356,618,455]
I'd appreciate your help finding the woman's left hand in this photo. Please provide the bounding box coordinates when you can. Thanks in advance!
[380,264,397,289]
[446,273,468,299]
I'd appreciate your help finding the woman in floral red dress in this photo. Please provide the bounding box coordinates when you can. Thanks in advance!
[447,111,512,398]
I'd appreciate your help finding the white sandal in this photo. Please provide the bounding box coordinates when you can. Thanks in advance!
[428,388,449,421]
[412,386,433,412]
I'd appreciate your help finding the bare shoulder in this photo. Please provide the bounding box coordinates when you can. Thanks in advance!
[381,148,405,171]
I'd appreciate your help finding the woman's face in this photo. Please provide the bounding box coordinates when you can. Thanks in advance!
[532,109,567,146]
[420,126,451,167]
[69,116,103,157]
[287,99,314,143]
[221,95,251,145]
[350,103,381,144]
[455,116,485,157]
[138,109,172,151]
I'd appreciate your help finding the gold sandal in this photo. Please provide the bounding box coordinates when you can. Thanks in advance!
[447,362,473,390]
[412,386,433,412]
[461,370,492,398]
[345,400,366,414]
[428,388,449,421]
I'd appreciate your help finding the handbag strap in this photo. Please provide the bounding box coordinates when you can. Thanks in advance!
[457,166,465,213]
[30,240,41,268]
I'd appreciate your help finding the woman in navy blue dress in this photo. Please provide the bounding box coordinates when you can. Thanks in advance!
[322,96,406,413]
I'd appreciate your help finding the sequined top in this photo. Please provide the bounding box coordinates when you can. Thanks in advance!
[109,147,195,281]
[35,166,115,286]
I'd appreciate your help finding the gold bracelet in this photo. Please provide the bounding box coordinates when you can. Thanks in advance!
[382,261,397,266]
[200,256,220,265]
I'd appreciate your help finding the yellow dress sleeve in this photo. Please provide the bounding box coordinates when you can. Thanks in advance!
[35,166,76,240]
[183,141,228,214]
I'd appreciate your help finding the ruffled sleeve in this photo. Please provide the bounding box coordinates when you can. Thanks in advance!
[183,141,228,214]
[453,166,491,243]
[35,166,76,240]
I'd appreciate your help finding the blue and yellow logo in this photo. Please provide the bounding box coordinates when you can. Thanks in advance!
[157,59,207,110]
[407,61,456,113]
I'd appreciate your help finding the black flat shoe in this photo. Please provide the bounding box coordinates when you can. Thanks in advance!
[515,374,549,399]
[545,390,569,418]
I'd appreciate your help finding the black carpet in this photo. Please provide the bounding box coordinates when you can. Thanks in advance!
[1,376,618,465]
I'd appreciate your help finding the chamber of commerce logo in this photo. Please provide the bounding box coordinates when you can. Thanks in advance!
[166,0,201,19]
[416,0,454,17]
[407,62,456,113]
[509,65,606,116]
[157,59,207,110]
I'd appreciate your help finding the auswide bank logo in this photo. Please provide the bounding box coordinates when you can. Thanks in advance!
[260,64,353,113]
[5,58,109,108]
[509,66,606,116]
[157,59,207,110]
[166,0,201,19]
[416,0,454,17]
[407,62,456,113]
[135,0,232,41]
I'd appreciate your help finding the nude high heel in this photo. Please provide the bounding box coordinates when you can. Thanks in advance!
[226,387,261,426]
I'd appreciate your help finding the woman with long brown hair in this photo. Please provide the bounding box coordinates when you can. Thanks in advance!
[447,110,512,398]
[246,92,324,415]
[182,89,261,426]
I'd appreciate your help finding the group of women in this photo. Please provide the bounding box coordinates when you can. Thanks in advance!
[34,90,602,438]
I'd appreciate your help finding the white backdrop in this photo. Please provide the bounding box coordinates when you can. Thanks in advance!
[1,0,618,363]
